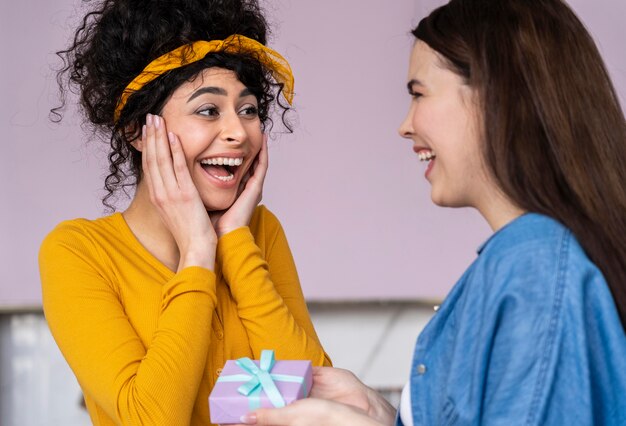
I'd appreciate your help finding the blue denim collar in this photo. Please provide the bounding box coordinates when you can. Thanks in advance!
[476,212,532,254]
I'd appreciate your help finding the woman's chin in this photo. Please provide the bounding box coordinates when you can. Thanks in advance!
[202,195,237,212]
[431,192,471,209]
[430,189,448,207]
[430,189,462,208]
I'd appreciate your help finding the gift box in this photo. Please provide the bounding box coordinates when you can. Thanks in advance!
[209,350,312,424]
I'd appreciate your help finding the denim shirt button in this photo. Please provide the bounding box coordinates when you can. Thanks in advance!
[417,363,427,375]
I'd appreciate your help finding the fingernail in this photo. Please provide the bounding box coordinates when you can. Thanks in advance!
[240,413,257,424]
[146,114,153,126]
[154,115,161,128]
[168,132,175,145]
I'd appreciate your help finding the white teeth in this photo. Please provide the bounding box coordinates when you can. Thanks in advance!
[418,150,436,162]
[214,174,235,182]
[200,157,242,181]
[200,157,244,166]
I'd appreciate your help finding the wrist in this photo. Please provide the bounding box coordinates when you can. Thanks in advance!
[216,224,247,239]
[177,243,217,272]
[215,225,236,238]
[366,387,397,425]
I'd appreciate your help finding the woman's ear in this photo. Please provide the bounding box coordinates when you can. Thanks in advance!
[130,139,143,152]
[129,125,145,152]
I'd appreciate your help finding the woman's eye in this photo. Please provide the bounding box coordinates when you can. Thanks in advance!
[197,106,219,117]
[408,87,423,100]
[239,105,259,117]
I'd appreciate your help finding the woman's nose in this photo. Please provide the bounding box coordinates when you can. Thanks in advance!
[398,111,414,139]
[221,113,247,143]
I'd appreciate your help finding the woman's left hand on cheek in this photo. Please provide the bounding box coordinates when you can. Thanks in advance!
[210,134,268,237]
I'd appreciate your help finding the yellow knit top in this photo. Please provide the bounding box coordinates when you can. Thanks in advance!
[39,205,331,425]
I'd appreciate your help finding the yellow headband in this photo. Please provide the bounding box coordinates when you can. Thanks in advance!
[114,34,294,121]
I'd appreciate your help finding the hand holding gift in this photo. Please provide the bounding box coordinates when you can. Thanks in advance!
[209,350,312,424]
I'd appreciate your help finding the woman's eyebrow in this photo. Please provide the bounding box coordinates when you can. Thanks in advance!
[187,86,227,102]
[239,88,253,98]
[187,87,254,102]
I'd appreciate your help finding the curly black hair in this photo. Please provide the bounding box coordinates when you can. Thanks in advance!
[52,0,292,210]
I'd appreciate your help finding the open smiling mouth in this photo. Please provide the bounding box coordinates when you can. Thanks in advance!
[200,157,244,182]
[416,149,436,177]
[417,150,436,162]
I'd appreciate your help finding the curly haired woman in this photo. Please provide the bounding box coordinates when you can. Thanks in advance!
[39,1,331,424]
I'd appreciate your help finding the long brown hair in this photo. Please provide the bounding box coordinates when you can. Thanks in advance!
[414,0,626,328]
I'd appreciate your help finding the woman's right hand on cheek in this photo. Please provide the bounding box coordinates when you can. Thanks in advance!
[143,113,217,271]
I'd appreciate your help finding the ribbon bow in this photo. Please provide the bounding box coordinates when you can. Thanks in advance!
[216,350,306,409]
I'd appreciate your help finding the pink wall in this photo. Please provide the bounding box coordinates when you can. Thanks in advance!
[1,0,624,308]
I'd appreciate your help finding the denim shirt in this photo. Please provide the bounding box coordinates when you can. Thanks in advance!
[397,213,626,425]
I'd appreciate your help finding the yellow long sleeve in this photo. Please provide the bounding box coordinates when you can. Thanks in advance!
[40,205,330,425]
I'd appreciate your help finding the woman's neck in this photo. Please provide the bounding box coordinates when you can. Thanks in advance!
[476,185,526,232]
[122,182,180,272]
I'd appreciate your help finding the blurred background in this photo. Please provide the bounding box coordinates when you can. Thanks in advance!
[1,0,624,424]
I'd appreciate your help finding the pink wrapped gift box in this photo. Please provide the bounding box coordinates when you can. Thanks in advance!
[209,350,312,424]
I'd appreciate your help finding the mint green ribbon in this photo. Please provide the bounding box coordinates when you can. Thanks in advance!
[216,350,306,410]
